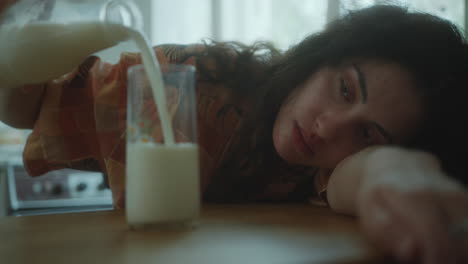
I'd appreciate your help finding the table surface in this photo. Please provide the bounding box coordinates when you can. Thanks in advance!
[0,204,395,264]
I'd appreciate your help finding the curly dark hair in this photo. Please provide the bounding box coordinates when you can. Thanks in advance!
[201,4,468,201]
[271,5,468,184]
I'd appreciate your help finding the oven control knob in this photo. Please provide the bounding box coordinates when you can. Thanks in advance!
[51,184,63,196]
[32,182,43,194]
[97,182,107,191]
[76,182,87,192]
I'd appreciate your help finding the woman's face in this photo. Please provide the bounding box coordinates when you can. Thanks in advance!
[272,60,424,169]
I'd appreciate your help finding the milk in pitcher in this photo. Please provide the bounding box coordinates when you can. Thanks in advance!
[0,22,130,86]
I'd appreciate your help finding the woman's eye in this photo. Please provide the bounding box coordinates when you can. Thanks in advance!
[340,78,351,102]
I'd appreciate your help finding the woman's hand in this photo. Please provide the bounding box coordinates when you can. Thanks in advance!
[359,180,468,264]
[327,146,468,264]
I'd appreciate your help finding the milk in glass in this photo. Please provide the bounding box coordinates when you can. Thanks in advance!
[126,142,199,225]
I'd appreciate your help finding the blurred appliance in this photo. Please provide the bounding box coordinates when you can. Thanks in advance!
[0,151,113,216]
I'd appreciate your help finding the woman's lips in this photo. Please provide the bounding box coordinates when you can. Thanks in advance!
[292,121,315,157]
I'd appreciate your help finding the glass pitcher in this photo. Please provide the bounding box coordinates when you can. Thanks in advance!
[0,0,143,87]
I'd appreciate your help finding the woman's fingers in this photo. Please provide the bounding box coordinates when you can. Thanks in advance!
[359,187,419,262]
[359,186,463,264]
[395,236,418,262]
[453,231,468,264]
[443,194,468,264]
[382,189,455,264]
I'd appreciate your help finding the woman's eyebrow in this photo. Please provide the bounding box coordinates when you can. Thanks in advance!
[352,64,368,103]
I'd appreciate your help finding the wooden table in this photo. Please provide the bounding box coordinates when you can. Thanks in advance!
[0,204,394,264]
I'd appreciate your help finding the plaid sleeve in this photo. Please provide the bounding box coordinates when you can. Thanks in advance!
[23,44,200,207]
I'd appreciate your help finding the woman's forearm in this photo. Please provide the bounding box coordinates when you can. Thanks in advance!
[326,146,457,215]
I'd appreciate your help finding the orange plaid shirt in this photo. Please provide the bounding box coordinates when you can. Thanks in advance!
[22,44,330,208]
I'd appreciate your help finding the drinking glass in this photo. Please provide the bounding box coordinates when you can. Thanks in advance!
[126,64,200,229]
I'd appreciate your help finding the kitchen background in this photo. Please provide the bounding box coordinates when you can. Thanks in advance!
[0,0,466,217]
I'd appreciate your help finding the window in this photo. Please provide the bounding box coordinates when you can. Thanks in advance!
[150,0,213,46]
[213,0,328,50]
[146,0,466,50]
[148,0,328,50]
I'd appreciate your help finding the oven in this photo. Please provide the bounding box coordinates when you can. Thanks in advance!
[0,150,113,216]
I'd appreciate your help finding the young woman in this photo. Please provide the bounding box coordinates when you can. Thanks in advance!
[1,4,468,264]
